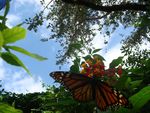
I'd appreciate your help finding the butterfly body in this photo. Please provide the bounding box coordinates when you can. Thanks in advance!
[50,71,128,111]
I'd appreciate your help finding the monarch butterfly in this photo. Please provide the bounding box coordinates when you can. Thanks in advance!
[50,71,128,111]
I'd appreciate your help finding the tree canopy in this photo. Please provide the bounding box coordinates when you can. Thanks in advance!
[26,0,150,64]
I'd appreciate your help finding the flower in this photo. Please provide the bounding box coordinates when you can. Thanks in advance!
[81,62,88,68]
[79,55,123,79]
[105,68,116,77]
[80,57,106,77]
[117,66,122,77]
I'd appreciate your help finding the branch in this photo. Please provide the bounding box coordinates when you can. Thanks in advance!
[86,12,110,20]
[62,0,148,12]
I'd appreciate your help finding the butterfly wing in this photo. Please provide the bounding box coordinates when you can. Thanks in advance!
[95,81,128,111]
[50,71,94,102]
[50,71,128,111]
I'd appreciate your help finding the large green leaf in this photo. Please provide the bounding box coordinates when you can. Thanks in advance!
[93,54,105,61]
[83,55,92,61]
[116,86,150,113]
[92,48,101,54]
[1,52,30,75]
[5,45,47,61]
[0,102,22,113]
[0,31,3,48]
[2,27,26,44]
[129,86,150,112]
[109,56,123,68]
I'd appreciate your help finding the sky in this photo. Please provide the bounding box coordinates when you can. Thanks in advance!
[0,0,133,94]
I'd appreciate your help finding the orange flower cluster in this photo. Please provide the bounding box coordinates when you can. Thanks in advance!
[80,56,122,78]
[80,56,105,77]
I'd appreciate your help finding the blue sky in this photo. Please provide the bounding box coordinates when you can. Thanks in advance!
[0,0,134,94]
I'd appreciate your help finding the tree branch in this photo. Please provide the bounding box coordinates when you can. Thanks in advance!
[86,12,110,20]
[62,0,148,12]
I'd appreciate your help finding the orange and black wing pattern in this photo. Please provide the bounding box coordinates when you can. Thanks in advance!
[50,71,94,102]
[95,81,128,111]
[50,71,128,111]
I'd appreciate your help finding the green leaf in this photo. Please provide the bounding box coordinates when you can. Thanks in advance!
[0,32,4,48]
[15,22,24,27]
[2,0,10,25]
[2,27,26,44]
[114,75,131,90]
[83,55,92,61]
[115,107,131,113]
[93,54,105,61]
[1,52,31,75]
[70,43,82,49]
[0,23,8,31]
[109,56,123,68]
[5,45,47,61]
[70,65,80,73]
[130,80,142,89]
[129,86,150,112]
[0,16,5,20]
[73,57,80,64]
[116,86,150,113]
[70,58,80,73]
[92,48,101,54]
[0,102,22,113]
[136,16,150,27]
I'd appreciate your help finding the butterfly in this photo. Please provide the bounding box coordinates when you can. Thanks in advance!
[50,71,128,111]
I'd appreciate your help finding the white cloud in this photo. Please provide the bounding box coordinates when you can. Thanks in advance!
[91,24,111,53]
[0,60,5,80]
[91,25,123,68]
[14,0,41,6]
[6,0,52,27]
[6,14,21,27]
[92,33,107,49]
[102,44,122,68]
[13,0,51,10]
[0,59,45,94]
[101,39,150,68]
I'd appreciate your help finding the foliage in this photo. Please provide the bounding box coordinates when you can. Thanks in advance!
[26,0,150,64]
[0,102,22,113]
[0,0,47,75]
[0,1,149,113]
[121,44,150,69]
[0,85,95,113]
[0,49,150,113]
[129,86,150,113]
